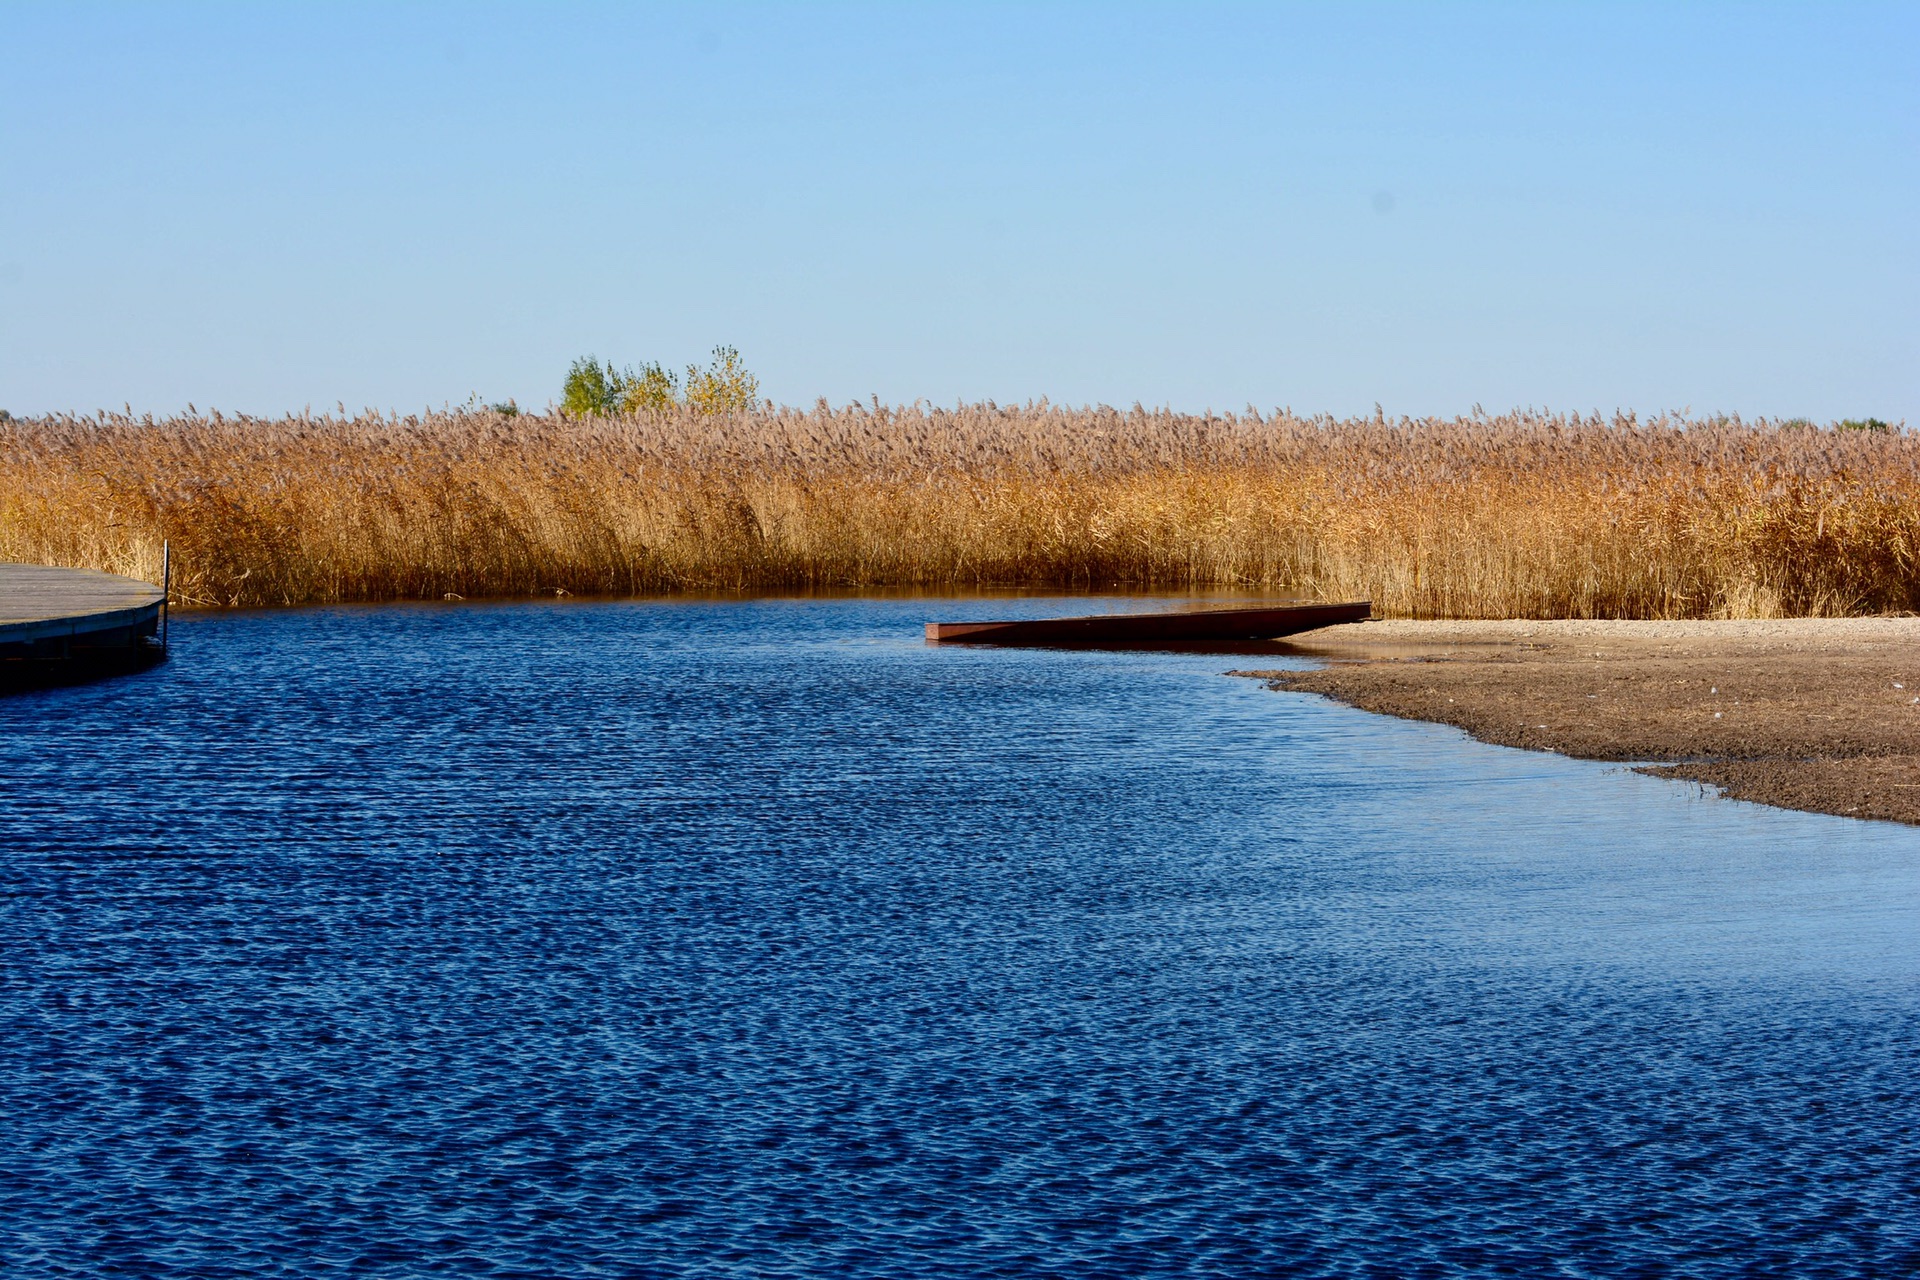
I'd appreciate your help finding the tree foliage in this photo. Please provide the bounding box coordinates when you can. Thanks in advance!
[560,357,621,417]
[684,346,760,414]
[562,348,759,417]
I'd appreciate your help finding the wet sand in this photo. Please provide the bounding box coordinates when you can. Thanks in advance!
[1237,619,1920,826]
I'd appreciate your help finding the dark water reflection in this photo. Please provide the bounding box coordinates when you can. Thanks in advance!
[3,598,1917,1278]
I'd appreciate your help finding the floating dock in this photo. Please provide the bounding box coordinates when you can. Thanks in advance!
[926,600,1371,647]
[1,563,167,686]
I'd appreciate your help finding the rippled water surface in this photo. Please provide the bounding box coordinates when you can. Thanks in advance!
[4,598,1918,1278]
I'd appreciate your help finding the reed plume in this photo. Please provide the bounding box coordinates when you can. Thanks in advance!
[3,404,1915,618]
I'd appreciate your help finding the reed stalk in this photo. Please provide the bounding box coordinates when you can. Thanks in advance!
[3,405,1915,617]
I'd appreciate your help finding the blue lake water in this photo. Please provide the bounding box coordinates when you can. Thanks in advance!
[3,597,1917,1278]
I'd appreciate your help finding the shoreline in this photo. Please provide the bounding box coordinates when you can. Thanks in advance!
[1238,618,1920,827]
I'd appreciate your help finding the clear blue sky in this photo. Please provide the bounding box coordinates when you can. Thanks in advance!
[3,2,1914,420]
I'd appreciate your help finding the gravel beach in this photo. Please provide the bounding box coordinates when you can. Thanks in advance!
[1240,618,1920,826]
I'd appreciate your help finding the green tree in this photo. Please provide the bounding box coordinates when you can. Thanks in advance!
[563,348,759,416]
[561,356,622,416]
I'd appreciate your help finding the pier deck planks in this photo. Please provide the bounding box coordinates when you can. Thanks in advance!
[0,564,166,649]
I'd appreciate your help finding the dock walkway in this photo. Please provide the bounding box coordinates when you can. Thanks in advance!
[1,563,166,658]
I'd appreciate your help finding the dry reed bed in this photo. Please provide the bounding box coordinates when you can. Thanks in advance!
[2,405,1916,617]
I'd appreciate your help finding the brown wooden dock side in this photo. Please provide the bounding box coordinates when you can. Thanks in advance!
[926,600,1372,646]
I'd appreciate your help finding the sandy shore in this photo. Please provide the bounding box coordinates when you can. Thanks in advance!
[1236,618,1920,826]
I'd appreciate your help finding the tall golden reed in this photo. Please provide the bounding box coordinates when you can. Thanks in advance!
[2,404,1916,618]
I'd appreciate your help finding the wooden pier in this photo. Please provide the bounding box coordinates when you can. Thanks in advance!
[1,563,167,685]
[926,600,1372,647]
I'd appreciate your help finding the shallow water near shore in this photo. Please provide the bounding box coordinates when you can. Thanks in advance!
[3,597,1917,1278]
